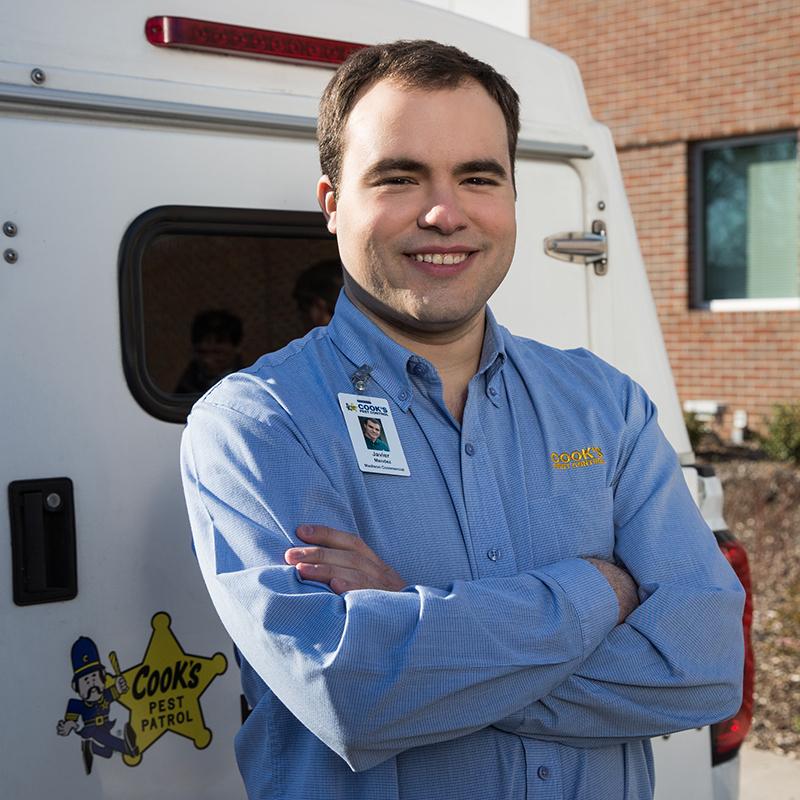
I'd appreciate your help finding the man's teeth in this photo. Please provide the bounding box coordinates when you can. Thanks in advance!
[413,253,469,265]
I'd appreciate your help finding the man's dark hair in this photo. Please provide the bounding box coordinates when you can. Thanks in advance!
[292,259,344,314]
[191,310,243,346]
[318,40,520,194]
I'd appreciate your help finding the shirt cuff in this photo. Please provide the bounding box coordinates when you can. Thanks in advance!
[536,558,619,656]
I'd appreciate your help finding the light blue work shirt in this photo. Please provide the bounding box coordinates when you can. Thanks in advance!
[181,292,744,800]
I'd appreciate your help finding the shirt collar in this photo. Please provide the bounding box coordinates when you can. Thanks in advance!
[479,306,507,407]
[327,291,506,411]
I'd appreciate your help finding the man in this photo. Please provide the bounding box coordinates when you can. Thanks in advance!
[181,40,744,800]
[361,417,390,450]
[174,309,244,394]
[293,258,344,330]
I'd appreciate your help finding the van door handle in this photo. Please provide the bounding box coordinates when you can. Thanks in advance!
[543,219,608,275]
[9,478,78,605]
[21,490,48,592]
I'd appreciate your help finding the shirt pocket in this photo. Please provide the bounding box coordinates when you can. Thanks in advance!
[524,487,615,568]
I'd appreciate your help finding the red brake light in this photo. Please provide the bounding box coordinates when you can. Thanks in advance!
[711,536,755,764]
[145,16,366,67]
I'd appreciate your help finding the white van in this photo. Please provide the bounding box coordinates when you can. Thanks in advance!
[0,1,752,798]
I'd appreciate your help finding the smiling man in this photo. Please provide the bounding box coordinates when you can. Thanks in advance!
[360,417,389,451]
[181,40,745,800]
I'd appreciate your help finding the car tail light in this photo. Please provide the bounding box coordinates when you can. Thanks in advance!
[145,16,366,67]
[711,533,755,765]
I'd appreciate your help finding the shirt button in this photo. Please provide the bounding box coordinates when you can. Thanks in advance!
[464,442,475,456]
[412,362,427,377]
[399,390,409,401]
[486,548,499,561]
[488,387,498,397]
[537,766,550,780]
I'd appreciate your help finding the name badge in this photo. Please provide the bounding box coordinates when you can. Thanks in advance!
[338,393,410,476]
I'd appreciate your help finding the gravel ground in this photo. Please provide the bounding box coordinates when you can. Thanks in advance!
[705,453,800,759]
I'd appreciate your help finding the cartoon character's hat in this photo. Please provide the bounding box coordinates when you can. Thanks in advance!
[71,636,105,680]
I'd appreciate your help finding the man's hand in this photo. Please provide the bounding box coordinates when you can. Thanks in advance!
[285,524,406,594]
[584,558,639,623]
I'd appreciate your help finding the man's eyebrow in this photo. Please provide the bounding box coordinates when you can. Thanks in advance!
[363,158,429,181]
[454,159,508,179]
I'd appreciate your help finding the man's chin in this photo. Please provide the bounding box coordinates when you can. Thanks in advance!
[345,282,482,338]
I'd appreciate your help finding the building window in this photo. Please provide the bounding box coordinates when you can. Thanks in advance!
[692,132,799,307]
[119,206,340,423]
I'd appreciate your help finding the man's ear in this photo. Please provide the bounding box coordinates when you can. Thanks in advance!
[316,175,338,234]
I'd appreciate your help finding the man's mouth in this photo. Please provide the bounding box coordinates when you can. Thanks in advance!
[410,252,470,265]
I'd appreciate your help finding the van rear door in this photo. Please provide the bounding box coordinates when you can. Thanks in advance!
[0,103,338,799]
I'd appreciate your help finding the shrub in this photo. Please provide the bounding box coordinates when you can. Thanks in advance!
[763,403,800,463]
[683,411,705,451]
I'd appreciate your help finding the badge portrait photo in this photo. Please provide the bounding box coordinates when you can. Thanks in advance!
[338,394,409,475]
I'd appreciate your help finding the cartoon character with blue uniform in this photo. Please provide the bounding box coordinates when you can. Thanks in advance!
[56,636,139,774]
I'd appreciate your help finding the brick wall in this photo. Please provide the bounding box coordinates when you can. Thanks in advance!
[531,0,800,436]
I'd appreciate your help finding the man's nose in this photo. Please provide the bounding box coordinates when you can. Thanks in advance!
[418,185,468,235]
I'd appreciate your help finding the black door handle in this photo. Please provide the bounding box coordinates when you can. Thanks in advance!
[9,478,78,605]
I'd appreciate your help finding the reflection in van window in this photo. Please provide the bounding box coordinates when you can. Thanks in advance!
[140,233,341,396]
[174,310,244,395]
[293,258,345,330]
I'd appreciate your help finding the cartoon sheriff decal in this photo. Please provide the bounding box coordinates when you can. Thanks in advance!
[56,636,139,775]
[58,613,228,773]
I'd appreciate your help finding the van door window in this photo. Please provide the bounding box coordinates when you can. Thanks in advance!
[120,207,340,423]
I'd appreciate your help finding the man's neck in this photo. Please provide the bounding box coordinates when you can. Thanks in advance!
[347,292,485,423]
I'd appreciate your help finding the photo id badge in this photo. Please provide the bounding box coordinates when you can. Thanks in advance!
[338,393,410,476]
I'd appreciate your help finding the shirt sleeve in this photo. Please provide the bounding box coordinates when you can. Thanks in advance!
[181,395,619,772]
[494,377,745,746]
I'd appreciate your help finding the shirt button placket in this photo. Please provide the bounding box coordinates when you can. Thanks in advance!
[463,435,503,576]
[522,739,559,799]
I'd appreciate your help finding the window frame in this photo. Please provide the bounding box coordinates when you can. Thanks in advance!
[690,130,800,311]
[118,205,335,423]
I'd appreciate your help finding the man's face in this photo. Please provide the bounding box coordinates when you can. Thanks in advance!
[363,419,382,442]
[195,335,239,378]
[77,670,104,702]
[318,78,516,336]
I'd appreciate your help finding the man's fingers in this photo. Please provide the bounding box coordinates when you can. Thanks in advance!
[285,545,372,573]
[295,561,372,588]
[295,524,385,568]
[297,523,358,548]
[297,524,364,551]
[329,576,360,595]
[290,524,406,592]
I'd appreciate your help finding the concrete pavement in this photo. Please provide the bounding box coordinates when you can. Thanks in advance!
[740,744,800,800]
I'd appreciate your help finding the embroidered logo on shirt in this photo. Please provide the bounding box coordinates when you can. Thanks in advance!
[550,447,605,470]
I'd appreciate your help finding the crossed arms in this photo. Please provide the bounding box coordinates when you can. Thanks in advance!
[181,387,744,771]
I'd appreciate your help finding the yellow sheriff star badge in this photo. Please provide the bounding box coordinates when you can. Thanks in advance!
[114,612,227,766]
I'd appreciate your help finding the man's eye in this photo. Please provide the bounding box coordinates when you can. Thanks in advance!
[378,176,414,185]
[464,176,498,186]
